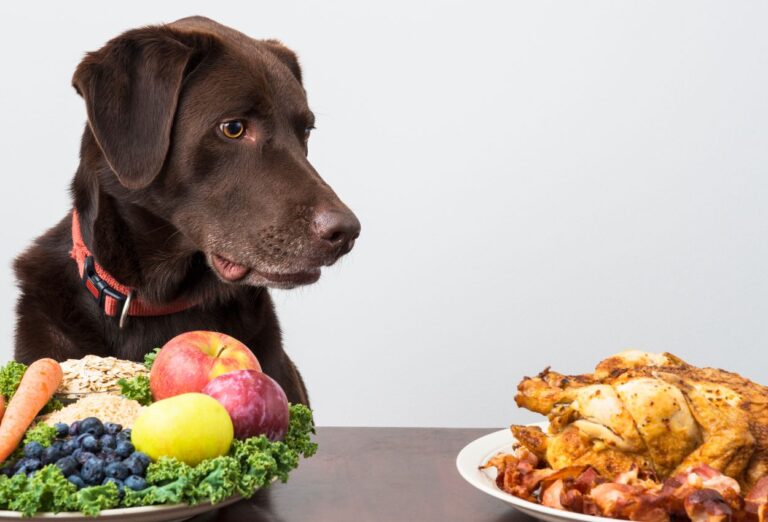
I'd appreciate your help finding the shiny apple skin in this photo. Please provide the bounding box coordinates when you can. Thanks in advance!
[150,331,262,400]
[202,369,290,441]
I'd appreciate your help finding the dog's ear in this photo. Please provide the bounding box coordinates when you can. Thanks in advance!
[262,39,303,84]
[73,27,208,189]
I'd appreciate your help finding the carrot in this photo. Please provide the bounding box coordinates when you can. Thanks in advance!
[0,396,5,424]
[0,358,62,462]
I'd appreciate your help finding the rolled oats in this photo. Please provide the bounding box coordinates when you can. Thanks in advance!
[57,355,148,395]
[40,394,144,427]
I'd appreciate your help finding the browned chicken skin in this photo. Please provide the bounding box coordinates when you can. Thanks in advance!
[513,351,768,490]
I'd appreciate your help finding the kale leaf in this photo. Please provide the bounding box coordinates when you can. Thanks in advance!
[117,375,153,406]
[143,348,161,369]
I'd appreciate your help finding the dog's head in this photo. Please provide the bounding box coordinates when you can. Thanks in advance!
[72,16,360,289]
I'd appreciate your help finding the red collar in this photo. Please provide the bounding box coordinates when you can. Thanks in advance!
[70,209,199,326]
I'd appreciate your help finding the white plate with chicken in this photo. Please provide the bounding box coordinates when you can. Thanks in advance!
[456,423,605,522]
[457,350,768,522]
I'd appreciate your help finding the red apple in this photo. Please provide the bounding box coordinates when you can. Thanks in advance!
[202,370,289,441]
[150,331,262,400]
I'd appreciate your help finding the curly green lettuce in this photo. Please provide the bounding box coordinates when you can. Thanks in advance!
[123,457,192,507]
[0,361,62,414]
[75,482,121,516]
[117,348,159,406]
[189,456,241,504]
[23,423,58,448]
[122,477,189,507]
[117,375,152,406]
[0,465,77,516]
[284,403,319,459]
[0,361,26,399]
[143,347,161,370]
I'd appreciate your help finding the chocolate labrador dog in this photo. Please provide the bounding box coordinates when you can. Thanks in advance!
[12,16,360,406]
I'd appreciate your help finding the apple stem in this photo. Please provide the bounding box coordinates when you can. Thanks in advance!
[216,345,228,358]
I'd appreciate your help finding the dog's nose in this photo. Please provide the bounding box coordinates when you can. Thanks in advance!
[312,209,361,253]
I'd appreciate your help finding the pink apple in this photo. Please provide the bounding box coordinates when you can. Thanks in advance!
[202,370,289,441]
[150,331,262,400]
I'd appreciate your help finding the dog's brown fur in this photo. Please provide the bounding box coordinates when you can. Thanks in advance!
[13,17,360,406]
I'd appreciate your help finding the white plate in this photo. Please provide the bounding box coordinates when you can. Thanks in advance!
[456,424,614,522]
[0,495,242,522]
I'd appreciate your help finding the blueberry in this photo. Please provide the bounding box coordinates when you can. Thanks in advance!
[115,441,134,458]
[81,435,100,452]
[101,451,121,464]
[75,451,96,465]
[132,452,151,468]
[0,465,13,477]
[53,422,69,438]
[104,422,122,435]
[124,475,147,491]
[26,458,42,472]
[61,439,78,455]
[54,455,78,476]
[99,434,116,449]
[42,445,63,465]
[12,459,29,475]
[51,440,65,452]
[75,433,91,446]
[104,461,129,480]
[116,429,131,441]
[68,421,81,436]
[68,474,86,489]
[99,446,116,457]
[81,457,105,485]
[79,417,104,437]
[23,441,44,459]
[123,456,146,476]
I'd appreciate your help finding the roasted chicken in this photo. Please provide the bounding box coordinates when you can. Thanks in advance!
[513,350,768,490]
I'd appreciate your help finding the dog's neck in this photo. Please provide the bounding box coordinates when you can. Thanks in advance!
[71,148,240,306]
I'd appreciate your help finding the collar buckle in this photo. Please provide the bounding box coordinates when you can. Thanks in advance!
[82,255,129,325]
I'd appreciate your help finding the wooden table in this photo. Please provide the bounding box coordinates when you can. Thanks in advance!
[191,427,525,522]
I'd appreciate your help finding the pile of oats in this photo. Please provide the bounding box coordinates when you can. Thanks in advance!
[57,355,148,395]
[41,394,144,427]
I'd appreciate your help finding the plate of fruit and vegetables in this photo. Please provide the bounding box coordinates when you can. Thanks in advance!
[0,331,317,520]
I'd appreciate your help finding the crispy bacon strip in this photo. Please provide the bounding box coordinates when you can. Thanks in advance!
[684,489,733,522]
[662,464,743,516]
[542,479,566,510]
[540,467,607,514]
[615,465,662,489]
[589,482,669,522]
[539,466,590,493]
[485,447,763,522]
[744,477,768,522]
[482,448,554,501]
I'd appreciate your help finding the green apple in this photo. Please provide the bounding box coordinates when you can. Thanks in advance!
[132,393,234,465]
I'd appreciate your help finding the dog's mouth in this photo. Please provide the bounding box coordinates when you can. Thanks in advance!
[211,253,321,287]
[211,254,251,282]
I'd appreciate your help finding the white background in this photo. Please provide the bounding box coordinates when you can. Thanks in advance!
[0,1,766,428]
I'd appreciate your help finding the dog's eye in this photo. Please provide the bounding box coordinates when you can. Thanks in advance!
[304,126,314,141]
[219,120,245,139]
